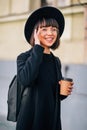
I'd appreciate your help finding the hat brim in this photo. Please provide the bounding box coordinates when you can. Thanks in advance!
[24,6,65,44]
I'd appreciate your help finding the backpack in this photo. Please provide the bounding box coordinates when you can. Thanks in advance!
[7,75,29,122]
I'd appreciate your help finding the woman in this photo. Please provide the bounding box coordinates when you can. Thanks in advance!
[16,6,73,130]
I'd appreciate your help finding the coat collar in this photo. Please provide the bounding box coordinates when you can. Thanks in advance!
[51,52,62,81]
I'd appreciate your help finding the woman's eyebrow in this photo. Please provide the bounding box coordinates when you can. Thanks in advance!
[39,25,46,28]
[40,25,56,28]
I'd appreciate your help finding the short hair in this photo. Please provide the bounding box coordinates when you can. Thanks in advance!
[30,18,60,50]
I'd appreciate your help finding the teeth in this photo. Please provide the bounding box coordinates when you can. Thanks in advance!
[46,38,53,41]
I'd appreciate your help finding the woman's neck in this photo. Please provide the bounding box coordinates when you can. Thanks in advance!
[43,47,51,54]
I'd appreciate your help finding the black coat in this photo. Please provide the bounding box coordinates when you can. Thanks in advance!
[16,45,66,130]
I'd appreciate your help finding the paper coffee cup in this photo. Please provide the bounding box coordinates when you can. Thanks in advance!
[62,77,73,82]
[60,77,73,96]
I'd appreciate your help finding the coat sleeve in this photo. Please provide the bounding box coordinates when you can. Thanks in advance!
[56,57,67,100]
[17,45,44,86]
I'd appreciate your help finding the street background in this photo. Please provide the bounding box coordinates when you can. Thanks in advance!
[0,0,87,130]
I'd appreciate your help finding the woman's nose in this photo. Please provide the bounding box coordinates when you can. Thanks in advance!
[47,29,53,35]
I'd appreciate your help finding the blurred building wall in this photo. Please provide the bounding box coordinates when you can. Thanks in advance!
[0,0,86,63]
[0,0,40,60]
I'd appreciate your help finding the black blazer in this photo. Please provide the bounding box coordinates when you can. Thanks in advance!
[17,45,66,130]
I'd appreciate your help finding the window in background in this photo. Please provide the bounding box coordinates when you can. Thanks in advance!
[41,0,54,6]
[58,0,71,7]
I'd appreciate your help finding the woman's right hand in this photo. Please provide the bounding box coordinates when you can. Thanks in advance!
[34,29,41,45]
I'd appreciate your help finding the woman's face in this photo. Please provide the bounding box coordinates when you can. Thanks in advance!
[37,26,58,48]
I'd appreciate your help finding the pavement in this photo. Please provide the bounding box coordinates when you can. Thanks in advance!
[0,114,16,130]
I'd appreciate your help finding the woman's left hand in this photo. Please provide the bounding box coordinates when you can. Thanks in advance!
[34,28,41,45]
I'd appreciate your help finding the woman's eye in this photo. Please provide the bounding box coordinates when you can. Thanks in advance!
[42,28,47,31]
[52,28,57,32]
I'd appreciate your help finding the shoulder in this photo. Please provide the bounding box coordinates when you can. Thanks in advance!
[17,48,33,61]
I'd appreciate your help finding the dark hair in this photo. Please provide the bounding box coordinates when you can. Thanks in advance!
[30,18,60,50]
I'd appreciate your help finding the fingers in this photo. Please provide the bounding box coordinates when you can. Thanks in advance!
[71,81,74,85]
[34,29,37,38]
[67,86,73,95]
[34,28,40,45]
[59,80,74,87]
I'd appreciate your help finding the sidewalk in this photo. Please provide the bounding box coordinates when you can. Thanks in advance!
[0,115,16,130]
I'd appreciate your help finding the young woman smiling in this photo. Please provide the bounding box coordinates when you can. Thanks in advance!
[16,6,73,130]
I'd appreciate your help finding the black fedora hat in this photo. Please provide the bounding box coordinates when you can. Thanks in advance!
[24,6,65,44]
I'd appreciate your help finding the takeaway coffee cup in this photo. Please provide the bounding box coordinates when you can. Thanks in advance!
[62,78,73,82]
[60,78,73,96]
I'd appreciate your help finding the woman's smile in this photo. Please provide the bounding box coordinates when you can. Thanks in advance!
[45,37,54,42]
